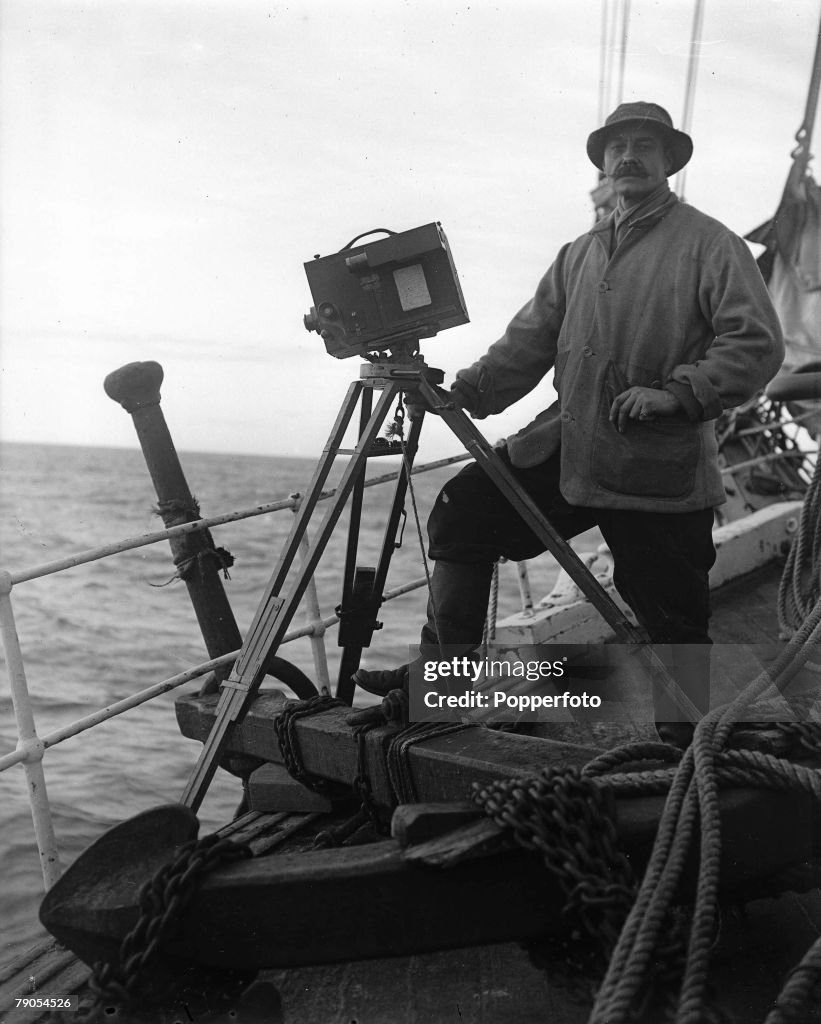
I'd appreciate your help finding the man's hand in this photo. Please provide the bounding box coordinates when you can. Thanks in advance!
[609,386,682,433]
[406,382,472,420]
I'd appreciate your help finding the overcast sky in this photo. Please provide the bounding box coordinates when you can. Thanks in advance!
[1,0,819,461]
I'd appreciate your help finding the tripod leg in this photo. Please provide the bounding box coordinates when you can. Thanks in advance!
[181,380,404,811]
[417,380,699,725]
[336,407,425,703]
[334,391,373,697]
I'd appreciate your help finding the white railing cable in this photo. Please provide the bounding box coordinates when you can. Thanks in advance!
[0,448,469,888]
[10,453,470,586]
[0,574,430,774]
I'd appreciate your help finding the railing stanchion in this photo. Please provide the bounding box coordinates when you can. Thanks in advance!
[517,561,534,617]
[0,571,62,889]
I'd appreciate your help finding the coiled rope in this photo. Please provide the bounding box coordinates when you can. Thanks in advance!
[587,590,821,1023]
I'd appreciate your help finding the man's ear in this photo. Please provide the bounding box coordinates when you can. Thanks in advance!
[665,149,675,174]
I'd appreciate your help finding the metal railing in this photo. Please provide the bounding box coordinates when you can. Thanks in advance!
[0,452,470,890]
[3,415,817,892]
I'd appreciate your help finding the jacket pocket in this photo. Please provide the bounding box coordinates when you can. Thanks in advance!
[591,365,701,499]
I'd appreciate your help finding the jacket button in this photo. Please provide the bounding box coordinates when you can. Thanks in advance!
[560,411,573,423]
[582,346,593,357]
[598,281,609,292]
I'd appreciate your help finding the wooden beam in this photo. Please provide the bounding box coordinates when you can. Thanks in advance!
[174,690,603,809]
[175,690,821,891]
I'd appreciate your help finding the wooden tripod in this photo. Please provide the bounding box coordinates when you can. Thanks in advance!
[181,353,699,811]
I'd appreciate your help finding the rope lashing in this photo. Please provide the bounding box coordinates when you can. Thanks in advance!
[386,720,471,805]
[346,690,470,808]
[149,545,235,587]
[150,497,235,585]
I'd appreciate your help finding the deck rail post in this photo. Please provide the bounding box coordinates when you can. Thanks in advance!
[0,570,62,889]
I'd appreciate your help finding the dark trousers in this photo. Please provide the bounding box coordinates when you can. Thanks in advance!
[427,449,716,716]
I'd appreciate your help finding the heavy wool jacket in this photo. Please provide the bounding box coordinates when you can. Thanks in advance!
[454,193,785,512]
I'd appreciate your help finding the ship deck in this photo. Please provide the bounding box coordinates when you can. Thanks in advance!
[2,560,820,1024]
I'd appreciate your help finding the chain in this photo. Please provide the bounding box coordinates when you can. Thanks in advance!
[313,721,388,848]
[474,766,689,1012]
[352,723,386,831]
[78,833,252,1018]
[273,694,344,793]
[475,767,635,960]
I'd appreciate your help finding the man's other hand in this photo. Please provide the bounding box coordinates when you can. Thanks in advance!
[609,386,682,433]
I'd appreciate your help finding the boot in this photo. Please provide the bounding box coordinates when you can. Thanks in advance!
[353,560,493,696]
[654,643,711,748]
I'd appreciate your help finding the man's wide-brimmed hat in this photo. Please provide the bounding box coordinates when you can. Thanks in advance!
[586,101,693,175]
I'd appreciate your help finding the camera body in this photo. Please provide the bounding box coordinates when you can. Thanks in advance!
[303,223,469,359]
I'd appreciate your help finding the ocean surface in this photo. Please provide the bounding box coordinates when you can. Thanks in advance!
[0,439,589,969]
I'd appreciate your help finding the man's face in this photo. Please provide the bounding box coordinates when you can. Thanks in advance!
[602,127,672,204]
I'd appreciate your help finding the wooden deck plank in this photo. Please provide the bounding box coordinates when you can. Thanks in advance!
[268,942,587,1024]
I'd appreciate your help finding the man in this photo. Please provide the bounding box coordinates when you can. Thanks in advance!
[355,101,784,744]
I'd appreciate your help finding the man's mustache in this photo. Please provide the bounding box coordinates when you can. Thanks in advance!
[614,163,649,179]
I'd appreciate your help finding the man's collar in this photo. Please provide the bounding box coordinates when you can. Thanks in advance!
[590,182,677,235]
[615,181,672,218]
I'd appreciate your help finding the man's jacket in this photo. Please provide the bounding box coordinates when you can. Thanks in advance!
[454,193,785,512]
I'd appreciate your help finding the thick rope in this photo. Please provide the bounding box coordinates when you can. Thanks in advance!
[764,934,821,1023]
[588,592,821,1023]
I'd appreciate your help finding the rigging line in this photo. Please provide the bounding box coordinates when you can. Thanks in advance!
[677,0,706,202]
[604,0,620,116]
[616,0,631,107]
[598,0,612,124]
[793,9,821,166]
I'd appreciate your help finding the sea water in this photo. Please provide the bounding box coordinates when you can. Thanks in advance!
[0,440,574,966]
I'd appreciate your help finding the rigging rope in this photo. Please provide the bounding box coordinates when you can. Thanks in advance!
[676,0,706,202]
[792,11,821,169]
[615,0,631,108]
[598,0,631,122]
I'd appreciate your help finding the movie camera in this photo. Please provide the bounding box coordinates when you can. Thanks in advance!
[302,222,469,358]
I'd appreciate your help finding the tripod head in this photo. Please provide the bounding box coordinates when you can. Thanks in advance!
[358,336,445,389]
